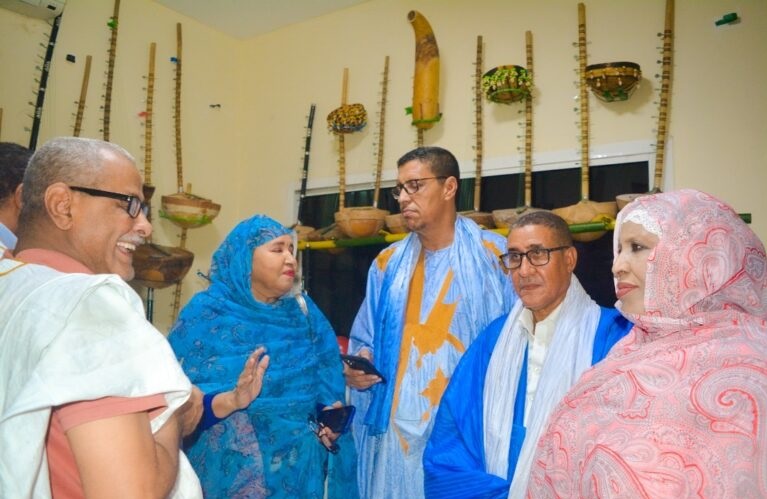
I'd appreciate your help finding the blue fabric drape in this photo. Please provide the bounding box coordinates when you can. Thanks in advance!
[169,215,357,498]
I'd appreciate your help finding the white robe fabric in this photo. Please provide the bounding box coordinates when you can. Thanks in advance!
[0,258,201,498]
[482,276,600,498]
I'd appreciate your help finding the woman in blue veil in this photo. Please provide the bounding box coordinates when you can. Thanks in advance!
[170,215,357,498]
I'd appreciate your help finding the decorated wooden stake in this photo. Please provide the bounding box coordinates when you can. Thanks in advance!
[131,41,193,323]
[73,55,91,137]
[460,35,495,229]
[492,31,547,228]
[552,3,617,243]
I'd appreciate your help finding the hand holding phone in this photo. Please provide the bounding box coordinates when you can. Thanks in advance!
[308,404,355,453]
[315,404,355,433]
[341,354,386,382]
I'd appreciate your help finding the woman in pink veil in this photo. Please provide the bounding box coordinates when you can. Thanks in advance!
[526,189,767,498]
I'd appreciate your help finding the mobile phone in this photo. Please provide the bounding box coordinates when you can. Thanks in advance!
[341,354,386,382]
[315,404,356,434]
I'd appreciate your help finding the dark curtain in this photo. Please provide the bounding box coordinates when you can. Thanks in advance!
[301,162,648,336]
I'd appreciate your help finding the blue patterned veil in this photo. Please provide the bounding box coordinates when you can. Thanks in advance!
[207,214,294,307]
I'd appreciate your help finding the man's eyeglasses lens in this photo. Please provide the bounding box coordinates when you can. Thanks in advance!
[391,176,447,199]
[500,246,570,270]
[130,199,150,218]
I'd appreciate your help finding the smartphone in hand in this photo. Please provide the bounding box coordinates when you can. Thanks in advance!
[341,354,386,382]
[308,404,355,453]
[315,404,356,434]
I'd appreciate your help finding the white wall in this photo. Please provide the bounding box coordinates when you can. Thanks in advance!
[2,0,765,331]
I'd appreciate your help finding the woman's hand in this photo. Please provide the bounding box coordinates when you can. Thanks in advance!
[343,349,382,390]
[231,347,270,410]
[212,347,270,418]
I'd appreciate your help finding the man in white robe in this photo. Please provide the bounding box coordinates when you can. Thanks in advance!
[0,137,201,498]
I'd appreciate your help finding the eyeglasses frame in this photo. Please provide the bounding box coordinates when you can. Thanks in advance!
[391,176,448,200]
[499,245,572,271]
[68,185,149,219]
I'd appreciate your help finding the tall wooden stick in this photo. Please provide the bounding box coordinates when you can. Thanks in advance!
[577,3,590,201]
[144,43,156,186]
[171,25,185,323]
[142,42,157,322]
[373,56,390,208]
[524,31,534,207]
[73,55,92,137]
[473,35,483,212]
[171,227,188,321]
[29,15,61,150]
[337,68,348,209]
[174,23,184,192]
[103,0,120,141]
[296,103,316,225]
[653,0,674,191]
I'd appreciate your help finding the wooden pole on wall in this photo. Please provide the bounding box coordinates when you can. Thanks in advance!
[102,0,120,141]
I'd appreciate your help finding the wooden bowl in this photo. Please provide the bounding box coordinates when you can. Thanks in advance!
[492,206,547,228]
[385,213,410,234]
[585,62,641,102]
[131,243,194,289]
[160,192,221,229]
[459,210,496,229]
[552,200,617,242]
[335,207,389,238]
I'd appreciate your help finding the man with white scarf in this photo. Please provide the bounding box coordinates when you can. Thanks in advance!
[0,137,202,498]
[423,210,632,499]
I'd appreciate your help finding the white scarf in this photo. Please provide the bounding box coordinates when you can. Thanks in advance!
[482,276,600,497]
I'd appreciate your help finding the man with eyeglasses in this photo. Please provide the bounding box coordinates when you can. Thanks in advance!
[424,210,632,498]
[344,146,514,498]
[0,137,202,497]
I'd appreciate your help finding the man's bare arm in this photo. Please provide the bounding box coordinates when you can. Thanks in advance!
[67,410,181,499]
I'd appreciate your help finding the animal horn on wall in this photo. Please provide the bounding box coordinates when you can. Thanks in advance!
[408,10,441,130]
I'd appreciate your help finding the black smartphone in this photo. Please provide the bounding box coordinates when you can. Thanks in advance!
[341,354,386,382]
[315,404,356,434]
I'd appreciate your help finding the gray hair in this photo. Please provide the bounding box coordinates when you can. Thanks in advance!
[19,137,135,226]
[509,210,573,247]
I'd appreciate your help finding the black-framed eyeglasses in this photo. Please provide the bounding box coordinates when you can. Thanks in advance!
[391,176,447,200]
[499,246,571,271]
[69,186,149,218]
